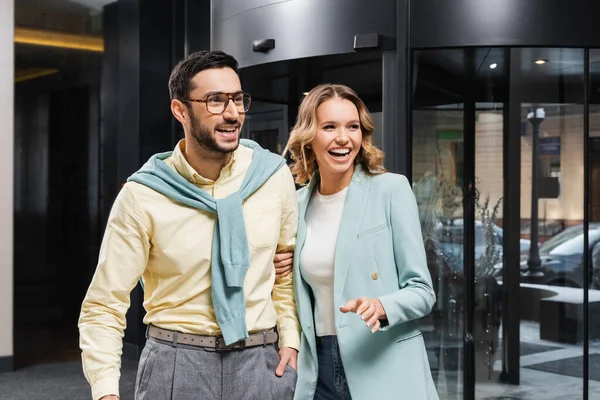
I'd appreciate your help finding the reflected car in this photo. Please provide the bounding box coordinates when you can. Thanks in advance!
[434,220,532,272]
[494,223,600,289]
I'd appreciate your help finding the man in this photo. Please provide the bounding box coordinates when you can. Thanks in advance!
[79,50,300,400]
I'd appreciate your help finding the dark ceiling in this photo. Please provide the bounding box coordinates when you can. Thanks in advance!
[240,46,600,109]
[240,51,384,110]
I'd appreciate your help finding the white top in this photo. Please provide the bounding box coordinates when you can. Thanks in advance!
[300,186,348,337]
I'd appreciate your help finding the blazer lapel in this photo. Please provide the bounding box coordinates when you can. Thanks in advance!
[334,166,370,305]
[293,175,319,361]
[295,173,319,275]
[293,183,311,320]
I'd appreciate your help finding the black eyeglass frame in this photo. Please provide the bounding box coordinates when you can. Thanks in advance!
[181,92,252,115]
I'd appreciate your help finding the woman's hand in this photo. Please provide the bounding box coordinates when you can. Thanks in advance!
[340,296,387,333]
[274,252,294,279]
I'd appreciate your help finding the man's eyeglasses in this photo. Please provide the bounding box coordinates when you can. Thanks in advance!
[182,92,252,115]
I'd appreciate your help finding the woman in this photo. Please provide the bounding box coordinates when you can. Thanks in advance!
[284,84,438,399]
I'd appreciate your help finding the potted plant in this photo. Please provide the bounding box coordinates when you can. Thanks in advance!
[473,183,503,380]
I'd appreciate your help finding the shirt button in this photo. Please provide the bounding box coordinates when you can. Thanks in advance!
[372,271,379,280]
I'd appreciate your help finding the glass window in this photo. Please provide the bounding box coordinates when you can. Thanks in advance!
[413,47,588,399]
[413,50,466,399]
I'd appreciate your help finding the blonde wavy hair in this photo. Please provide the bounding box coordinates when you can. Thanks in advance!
[285,84,386,185]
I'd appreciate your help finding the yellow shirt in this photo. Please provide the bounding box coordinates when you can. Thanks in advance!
[78,140,300,400]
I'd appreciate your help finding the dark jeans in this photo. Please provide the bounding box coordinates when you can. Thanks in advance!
[315,335,352,400]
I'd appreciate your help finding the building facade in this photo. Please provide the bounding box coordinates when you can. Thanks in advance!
[211,1,600,398]
[2,1,600,399]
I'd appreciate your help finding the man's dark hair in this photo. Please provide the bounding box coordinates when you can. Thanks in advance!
[168,50,239,101]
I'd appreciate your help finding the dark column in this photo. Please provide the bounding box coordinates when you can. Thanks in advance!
[88,87,101,283]
[381,0,410,176]
[185,0,210,54]
[501,48,522,385]
[100,2,119,234]
[171,0,186,146]
[101,0,183,360]
[48,87,94,324]
[382,51,400,174]
[122,0,175,359]
[462,49,476,400]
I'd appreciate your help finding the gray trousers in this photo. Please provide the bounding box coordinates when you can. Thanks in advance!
[134,336,297,400]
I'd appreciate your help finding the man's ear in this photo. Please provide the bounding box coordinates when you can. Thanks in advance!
[171,99,188,125]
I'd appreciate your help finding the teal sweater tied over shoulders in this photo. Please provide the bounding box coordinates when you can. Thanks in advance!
[127,139,285,345]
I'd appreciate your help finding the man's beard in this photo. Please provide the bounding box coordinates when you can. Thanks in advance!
[189,111,240,154]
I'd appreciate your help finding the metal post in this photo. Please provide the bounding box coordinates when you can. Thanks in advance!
[583,48,590,400]
[461,47,476,400]
[527,108,545,271]
[463,99,476,400]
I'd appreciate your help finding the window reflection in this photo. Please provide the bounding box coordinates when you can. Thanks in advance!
[412,104,465,398]
[413,47,599,398]
[14,0,103,370]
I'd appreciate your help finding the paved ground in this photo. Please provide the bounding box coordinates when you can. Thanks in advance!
[0,359,137,400]
[433,321,600,399]
[1,321,599,399]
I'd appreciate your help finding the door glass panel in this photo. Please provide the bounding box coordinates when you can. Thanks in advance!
[414,48,590,399]
[512,49,585,399]
[413,50,466,398]
[588,49,600,397]
[242,100,288,154]
[474,105,504,389]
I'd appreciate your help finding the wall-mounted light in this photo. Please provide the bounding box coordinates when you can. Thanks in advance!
[533,59,548,65]
[252,39,275,53]
[489,63,497,69]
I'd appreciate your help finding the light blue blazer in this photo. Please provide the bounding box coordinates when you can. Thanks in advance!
[293,167,439,400]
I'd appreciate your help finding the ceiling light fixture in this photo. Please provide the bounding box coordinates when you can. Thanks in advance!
[534,59,548,65]
[15,68,59,83]
[14,27,104,52]
[303,92,309,96]
[489,63,497,69]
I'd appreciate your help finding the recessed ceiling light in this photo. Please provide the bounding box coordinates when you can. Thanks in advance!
[303,92,309,96]
[489,63,497,69]
[534,59,548,65]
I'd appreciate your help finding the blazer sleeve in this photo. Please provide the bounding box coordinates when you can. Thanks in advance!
[377,174,436,329]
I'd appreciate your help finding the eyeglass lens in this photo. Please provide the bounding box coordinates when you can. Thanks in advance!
[206,93,251,114]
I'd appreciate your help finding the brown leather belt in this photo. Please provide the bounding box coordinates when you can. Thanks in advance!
[147,325,278,351]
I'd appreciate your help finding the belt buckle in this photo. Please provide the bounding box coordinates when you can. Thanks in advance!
[214,336,234,352]
[215,336,244,351]
[238,338,247,350]
[214,336,225,351]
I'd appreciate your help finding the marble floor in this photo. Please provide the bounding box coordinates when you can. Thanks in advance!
[431,321,600,399]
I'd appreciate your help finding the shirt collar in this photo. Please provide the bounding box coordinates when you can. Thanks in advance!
[170,139,237,184]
